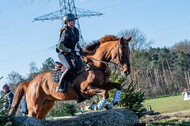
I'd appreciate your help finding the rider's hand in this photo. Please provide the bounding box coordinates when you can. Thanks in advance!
[79,49,84,55]
[71,50,76,55]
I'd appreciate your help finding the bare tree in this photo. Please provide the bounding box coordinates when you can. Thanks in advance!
[6,71,25,85]
[118,28,153,52]
[27,62,39,81]
[171,39,190,54]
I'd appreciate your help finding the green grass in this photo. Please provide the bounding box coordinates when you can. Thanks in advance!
[143,95,190,114]
[148,118,190,126]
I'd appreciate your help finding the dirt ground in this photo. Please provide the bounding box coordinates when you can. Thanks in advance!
[139,110,190,123]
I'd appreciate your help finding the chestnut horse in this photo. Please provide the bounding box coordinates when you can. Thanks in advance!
[9,35,131,119]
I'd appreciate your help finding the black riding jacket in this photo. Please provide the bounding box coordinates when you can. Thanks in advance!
[57,26,80,52]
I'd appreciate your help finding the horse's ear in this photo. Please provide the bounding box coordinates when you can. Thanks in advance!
[127,36,132,43]
[119,37,124,45]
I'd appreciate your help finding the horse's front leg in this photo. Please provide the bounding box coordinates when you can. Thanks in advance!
[103,81,122,110]
[87,87,109,111]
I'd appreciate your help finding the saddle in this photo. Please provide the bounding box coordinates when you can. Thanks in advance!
[52,57,86,103]
[52,57,79,83]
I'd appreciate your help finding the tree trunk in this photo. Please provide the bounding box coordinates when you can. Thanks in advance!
[184,70,189,87]
[154,67,161,96]
[161,61,169,95]
[188,70,190,87]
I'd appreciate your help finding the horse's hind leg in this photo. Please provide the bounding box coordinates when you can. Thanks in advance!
[26,80,46,119]
[37,99,55,119]
[27,96,44,119]
[27,97,44,119]
[28,110,37,118]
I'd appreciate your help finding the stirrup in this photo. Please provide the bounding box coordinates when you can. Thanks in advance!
[56,86,61,92]
[56,85,67,93]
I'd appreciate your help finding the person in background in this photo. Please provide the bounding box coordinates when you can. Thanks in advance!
[19,93,28,116]
[80,105,84,114]
[2,84,14,110]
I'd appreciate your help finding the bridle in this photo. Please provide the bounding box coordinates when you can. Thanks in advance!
[80,42,130,72]
[112,42,130,72]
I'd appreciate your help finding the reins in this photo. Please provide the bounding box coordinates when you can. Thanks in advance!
[80,55,112,67]
[79,42,130,72]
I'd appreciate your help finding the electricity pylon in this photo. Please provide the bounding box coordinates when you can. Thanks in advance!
[33,0,103,44]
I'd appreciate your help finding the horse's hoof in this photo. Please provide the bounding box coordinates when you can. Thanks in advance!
[105,104,112,110]
[113,101,119,106]
[88,102,97,110]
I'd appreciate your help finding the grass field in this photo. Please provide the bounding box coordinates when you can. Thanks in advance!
[143,95,190,114]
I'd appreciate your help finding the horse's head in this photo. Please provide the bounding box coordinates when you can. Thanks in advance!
[111,36,132,76]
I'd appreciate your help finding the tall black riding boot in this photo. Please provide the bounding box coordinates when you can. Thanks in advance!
[56,70,69,93]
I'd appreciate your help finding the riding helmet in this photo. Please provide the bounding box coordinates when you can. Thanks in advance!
[63,13,78,24]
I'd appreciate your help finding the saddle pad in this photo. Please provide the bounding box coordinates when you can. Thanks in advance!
[52,69,62,83]
[52,56,82,83]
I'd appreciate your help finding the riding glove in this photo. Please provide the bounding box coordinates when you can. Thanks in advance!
[71,50,76,55]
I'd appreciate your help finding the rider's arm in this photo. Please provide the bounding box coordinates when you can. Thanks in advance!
[74,27,82,50]
[76,42,83,50]
[57,30,71,53]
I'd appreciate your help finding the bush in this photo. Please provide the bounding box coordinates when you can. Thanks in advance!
[120,81,146,118]
[0,94,14,126]
[109,72,146,118]
[108,72,126,101]
[48,102,77,117]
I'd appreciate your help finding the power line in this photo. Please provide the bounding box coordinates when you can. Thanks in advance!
[33,0,103,44]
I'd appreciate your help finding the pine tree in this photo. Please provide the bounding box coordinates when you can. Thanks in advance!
[109,72,146,118]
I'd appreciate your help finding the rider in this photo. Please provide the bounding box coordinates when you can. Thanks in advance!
[56,13,83,93]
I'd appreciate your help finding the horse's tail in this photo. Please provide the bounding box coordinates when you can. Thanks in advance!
[9,81,30,115]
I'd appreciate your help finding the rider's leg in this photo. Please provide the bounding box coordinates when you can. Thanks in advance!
[56,53,72,92]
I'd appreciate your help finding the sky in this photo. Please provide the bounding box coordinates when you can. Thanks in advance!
[0,0,190,89]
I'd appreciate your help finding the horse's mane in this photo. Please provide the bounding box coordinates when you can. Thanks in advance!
[99,35,118,44]
[84,41,100,52]
[84,35,118,52]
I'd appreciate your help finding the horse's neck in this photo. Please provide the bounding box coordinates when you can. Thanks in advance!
[88,42,116,67]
